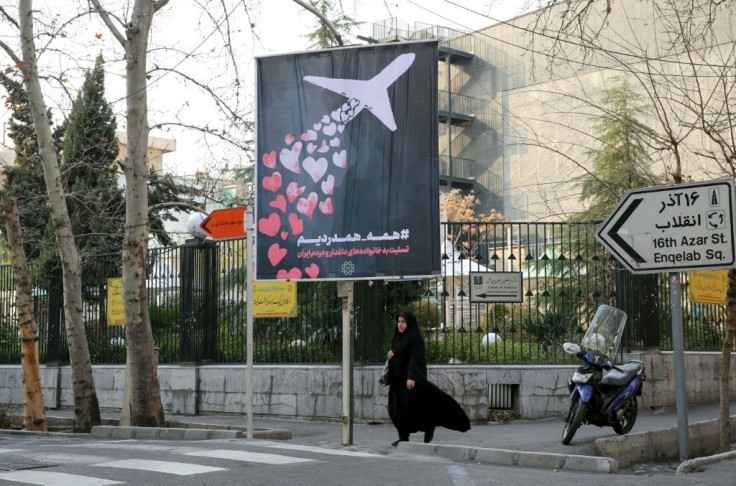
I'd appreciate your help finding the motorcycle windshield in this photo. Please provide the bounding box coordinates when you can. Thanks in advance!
[580,305,627,360]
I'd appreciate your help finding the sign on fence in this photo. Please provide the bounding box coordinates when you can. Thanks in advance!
[106,278,125,326]
[253,281,297,318]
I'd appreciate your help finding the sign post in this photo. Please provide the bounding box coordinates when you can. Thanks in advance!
[596,179,736,460]
[245,209,254,439]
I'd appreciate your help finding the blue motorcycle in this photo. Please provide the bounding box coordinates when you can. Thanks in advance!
[561,305,645,445]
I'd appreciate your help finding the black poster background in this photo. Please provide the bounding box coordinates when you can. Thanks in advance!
[255,41,439,281]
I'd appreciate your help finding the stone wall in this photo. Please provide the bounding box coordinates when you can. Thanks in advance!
[0,351,733,421]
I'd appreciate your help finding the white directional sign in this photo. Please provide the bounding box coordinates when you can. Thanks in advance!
[469,272,523,303]
[596,179,736,274]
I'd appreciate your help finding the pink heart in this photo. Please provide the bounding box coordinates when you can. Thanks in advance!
[316,140,329,153]
[279,142,302,174]
[288,213,304,235]
[303,157,327,183]
[284,133,295,146]
[277,268,302,280]
[300,130,317,142]
[318,198,333,215]
[269,194,287,213]
[305,263,319,279]
[297,192,318,219]
[267,243,288,266]
[321,174,334,195]
[280,231,288,240]
[262,150,276,169]
[257,213,281,237]
[262,172,282,192]
[286,182,305,203]
[332,150,347,169]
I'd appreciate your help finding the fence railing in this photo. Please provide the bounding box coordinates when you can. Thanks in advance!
[0,222,730,366]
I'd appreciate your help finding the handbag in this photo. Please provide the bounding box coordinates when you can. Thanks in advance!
[379,360,390,387]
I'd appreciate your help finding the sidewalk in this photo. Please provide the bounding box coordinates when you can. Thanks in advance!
[12,400,736,474]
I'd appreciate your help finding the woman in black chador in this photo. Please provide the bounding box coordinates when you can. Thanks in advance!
[386,310,470,446]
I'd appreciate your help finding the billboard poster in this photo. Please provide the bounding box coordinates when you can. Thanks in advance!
[255,41,439,281]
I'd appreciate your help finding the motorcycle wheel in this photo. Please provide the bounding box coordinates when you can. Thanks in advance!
[561,398,586,445]
[612,396,638,435]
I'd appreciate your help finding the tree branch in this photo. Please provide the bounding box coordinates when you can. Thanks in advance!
[291,0,344,46]
[89,0,126,46]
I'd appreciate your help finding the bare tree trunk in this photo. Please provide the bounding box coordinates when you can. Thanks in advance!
[122,0,164,426]
[722,269,735,451]
[1,195,46,432]
[18,0,100,432]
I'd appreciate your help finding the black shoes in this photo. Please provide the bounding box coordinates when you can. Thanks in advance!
[423,427,434,443]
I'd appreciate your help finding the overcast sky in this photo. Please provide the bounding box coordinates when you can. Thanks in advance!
[0,1,529,177]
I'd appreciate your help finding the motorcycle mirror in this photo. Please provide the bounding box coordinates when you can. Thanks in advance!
[563,342,581,354]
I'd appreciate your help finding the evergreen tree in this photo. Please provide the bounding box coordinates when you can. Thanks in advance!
[0,72,59,269]
[574,79,660,221]
[61,54,125,261]
[304,0,359,49]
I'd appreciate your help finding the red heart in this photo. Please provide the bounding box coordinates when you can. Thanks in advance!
[277,268,302,280]
[305,263,319,279]
[262,172,282,192]
[267,243,287,266]
[288,213,304,235]
[318,198,333,215]
[280,231,288,240]
[257,213,281,237]
[269,194,287,213]
[262,150,276,169]
[297,192,318,219]
[286,182,305,203]
[284,133,295,146]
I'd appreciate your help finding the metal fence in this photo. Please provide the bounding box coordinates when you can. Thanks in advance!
[0,222,730,366]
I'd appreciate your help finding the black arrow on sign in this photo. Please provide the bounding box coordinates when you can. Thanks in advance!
[608,197,646,263]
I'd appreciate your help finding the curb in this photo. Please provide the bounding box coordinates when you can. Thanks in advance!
[397,442,618,474]
[676,450,736,474]
[91,425,237,440]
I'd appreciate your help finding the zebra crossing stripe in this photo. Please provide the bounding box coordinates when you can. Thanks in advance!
[92,459,225,476]
[0,470,123,486]
[263,443,383,458]
[185,449,313,465]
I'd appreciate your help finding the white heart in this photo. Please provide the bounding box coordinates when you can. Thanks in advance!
[337,125,345,133]
[307,142,317,154]
[313,122,322,131]
[323,123,336,137]
[321,115,330,124]
[332,150,347,169]
[329,137,340,148]
[303,157,328,183]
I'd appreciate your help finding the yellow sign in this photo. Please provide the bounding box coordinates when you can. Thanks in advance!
[689,270,728,305]
[107,278,126,326]
[254,281,297,318]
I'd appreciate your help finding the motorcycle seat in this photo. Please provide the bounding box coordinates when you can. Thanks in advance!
[600,362,641,386]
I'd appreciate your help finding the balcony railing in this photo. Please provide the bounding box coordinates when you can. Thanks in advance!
[439,155,475,182]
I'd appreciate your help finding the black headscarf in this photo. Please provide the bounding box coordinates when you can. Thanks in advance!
[390,310,427,383]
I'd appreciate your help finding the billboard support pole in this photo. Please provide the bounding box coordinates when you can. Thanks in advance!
[245,209,255,439]
[339,281,354,445]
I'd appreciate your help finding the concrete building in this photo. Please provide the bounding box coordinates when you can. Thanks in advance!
[374,2,735,221]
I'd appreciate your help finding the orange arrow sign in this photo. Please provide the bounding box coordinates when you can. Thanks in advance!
[200,207,247,239]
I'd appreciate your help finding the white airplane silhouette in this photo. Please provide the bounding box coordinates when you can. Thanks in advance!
[303,53,416,132]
